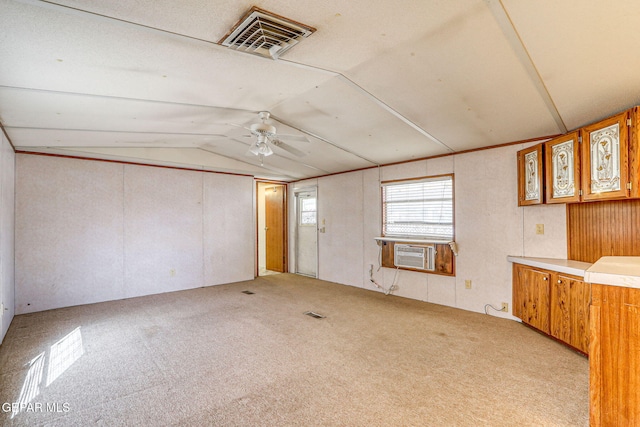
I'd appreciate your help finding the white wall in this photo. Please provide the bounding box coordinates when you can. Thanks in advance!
[15,154,254,314]
[0,132,15,343]
[289,141,566,318]
[257,183,266,271]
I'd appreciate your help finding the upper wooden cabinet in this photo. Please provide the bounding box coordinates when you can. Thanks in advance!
[581,111,630,201]
[517,143,544,206]
[545,131,581,204]
[519,106,640,206]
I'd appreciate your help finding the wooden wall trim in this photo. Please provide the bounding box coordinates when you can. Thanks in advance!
[16,150,255,178]
[289,134,560,184]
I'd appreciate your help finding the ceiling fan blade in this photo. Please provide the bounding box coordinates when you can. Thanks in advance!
[270,139,307,157]
[276,133,309,142]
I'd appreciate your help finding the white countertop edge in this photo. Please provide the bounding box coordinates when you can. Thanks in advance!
[507,256,592,277]
[584,256,640,289]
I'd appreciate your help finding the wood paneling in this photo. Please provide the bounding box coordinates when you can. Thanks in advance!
[590,284,640,426]
[568,199,640,263]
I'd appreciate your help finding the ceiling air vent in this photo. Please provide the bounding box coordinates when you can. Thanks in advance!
[220,6,316,60]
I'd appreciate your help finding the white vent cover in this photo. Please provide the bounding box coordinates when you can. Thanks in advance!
[394,244,435,271]
[220,6,316,60]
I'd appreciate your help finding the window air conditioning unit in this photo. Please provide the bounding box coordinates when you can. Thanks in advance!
[394,244,435,271]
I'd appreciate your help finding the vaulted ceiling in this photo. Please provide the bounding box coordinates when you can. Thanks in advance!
[2,0,640,181]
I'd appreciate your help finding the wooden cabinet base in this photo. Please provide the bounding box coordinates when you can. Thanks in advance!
[589,284,640,426]
[512,264,589,355]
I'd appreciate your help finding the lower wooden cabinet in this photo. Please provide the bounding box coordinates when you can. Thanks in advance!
[550,273,590,354]
[590,283,640,426]
[513,264,550,333]
[512,264,589,354]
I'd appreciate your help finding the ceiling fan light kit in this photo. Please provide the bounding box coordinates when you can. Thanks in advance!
[241,111,308,166]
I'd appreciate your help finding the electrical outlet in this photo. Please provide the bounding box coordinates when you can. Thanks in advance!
[535,224,544,235]
[501,302,508,312]
[465,280,472,289]
[170,269,176,277]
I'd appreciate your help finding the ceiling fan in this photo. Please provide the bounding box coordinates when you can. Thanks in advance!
[239,111,309,165]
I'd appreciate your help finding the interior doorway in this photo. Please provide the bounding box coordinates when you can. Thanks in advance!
[257,182,287,276]
[294,188,318,277]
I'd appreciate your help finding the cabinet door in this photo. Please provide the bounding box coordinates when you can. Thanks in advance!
[545,131,581,203]
[550,274,571,342]
[582,111,629,201]
[514,265,550,333]
[568,277,590,353]
[550,273,590,354]
[518,143,544,206]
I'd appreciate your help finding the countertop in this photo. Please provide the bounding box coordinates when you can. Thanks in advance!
[584,256,640,289]
[506,256,593,277]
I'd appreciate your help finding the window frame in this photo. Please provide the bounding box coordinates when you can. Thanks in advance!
[380,173,455,241]
[297,193,317,227]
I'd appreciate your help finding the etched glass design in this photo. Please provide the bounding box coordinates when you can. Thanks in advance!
[551,139,575,198]
[524,150,539,201]
[590,123,621,193]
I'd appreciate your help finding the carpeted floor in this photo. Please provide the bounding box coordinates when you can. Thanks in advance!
[0,274,588,426]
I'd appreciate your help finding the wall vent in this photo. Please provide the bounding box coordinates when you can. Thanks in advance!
[394,244,435,271]
[220,6,316,60]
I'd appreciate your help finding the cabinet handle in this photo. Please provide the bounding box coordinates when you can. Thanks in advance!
[557,280,562,284]
[543,277,548,281]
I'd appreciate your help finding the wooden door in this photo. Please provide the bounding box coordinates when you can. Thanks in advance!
[545,131,581,203]
[581,110,629,201]
[265,185,285,272]
[517,143,544,206]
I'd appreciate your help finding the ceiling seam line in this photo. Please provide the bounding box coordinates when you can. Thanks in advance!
[279,59,454,153]
[4,126,229,137]
[338,75,454,152]
[27,0,224,48]
[486,0,567,133]
[196,145,305,179]
[0,85,258,114]
[268,114,379,166]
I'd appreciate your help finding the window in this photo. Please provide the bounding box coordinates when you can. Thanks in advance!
[382,174,454,240]
[298,195,317,226]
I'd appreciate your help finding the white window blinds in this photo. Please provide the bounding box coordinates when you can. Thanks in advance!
[382,175,454,240]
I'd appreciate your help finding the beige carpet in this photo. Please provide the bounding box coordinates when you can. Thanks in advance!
[0,274,588,426]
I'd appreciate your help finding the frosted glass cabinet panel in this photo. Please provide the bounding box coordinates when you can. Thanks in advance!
[581,111,629,201]
[517,143,544,206]
[545,131,581,204]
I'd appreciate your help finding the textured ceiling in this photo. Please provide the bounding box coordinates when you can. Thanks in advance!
[2,0,640,181]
